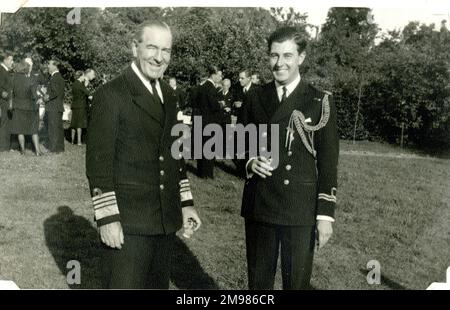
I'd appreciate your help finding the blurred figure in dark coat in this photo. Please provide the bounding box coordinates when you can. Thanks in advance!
[0,51,14,151]
[9,59,42,156]
[196,65,223,179]
[70,70,93,145]
[43,59,65,153]
[168,77,186,110]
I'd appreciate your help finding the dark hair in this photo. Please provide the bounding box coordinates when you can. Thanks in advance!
[206,65,220,77]
[133,20,171,43]
[15,59,30,74]
[267,26,308,54]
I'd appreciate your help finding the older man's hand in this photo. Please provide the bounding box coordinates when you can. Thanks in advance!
[99,221,124,249]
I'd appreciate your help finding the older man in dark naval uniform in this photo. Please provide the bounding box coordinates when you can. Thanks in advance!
[86,20,201,289]
[240,26,339,290]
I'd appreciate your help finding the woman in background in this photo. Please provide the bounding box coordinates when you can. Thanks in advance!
[70,70,91,145]
[10,59,41,156]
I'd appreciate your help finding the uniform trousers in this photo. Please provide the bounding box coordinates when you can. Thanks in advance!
[44,110,64,152]
[0,101,11,151]
[101,233,174,289]
[245,219,315,290]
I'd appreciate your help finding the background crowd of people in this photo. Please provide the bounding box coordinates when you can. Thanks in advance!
[1,49,261,177]
[0,51,96,156]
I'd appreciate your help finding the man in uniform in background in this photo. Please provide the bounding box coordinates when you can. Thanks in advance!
[86,20,201,289]
[44,59,65,153]
[169,77,186,110]
[0,52,14,151]
[196,65,223,179]
[235,69,257,122]
[239,26,339,290]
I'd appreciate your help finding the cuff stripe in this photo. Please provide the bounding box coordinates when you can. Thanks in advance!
[181,191,193,201]
[318,193,337,203]
[92,191,115,201]
[94,201,118,211]
[93,197,117,208]
[95,204,119,221]
[92,191,120,221]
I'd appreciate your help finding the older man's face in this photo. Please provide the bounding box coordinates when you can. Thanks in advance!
[133,26,172,80]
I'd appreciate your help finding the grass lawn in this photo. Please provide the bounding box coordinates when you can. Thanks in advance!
[0,139,449,289]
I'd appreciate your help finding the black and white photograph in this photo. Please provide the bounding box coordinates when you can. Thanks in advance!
[0,0,449,293]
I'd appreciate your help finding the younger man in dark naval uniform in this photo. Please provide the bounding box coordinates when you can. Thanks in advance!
[240,27,339,289]
[86,21,201,289]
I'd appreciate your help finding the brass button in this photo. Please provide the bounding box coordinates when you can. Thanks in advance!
[92,188,102,197]
[159,156,164,162]
[160,170,165,176]
[285,164,292,171]
[287,151,293,156]
[261,146,266,152]
[160,184,164,190]
[283,179,290,185]
[179,168,183,172]
[262,132,267,138]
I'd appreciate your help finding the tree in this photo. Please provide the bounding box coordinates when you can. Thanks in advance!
[306,8,379,141]
[365,22,450,148]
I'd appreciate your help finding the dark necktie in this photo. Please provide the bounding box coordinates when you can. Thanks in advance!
[281,86,287,103]
[150,80,163,104]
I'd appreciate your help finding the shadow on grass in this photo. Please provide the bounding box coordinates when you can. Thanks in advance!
[358,269,407,290]
[44,206,103,289]
[44,206,218,289]
[185,160,200,177]
[170,236,219,289]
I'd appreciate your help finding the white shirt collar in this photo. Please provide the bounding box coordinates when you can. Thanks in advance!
[207,79,216,87]
[275,73,301,102]
[51,70,59,76]
[1,63,9,72]
[131,62,163,103]
[243,82,252,92]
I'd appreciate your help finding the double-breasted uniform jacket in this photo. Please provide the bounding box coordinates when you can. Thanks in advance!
[239,79,339,226]
[46,72,65,112]
[86,65,194,236]
[12,73,38,111]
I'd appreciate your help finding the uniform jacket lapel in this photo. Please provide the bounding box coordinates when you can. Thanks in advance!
[123,66,165,127]
[270,79,309,123]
